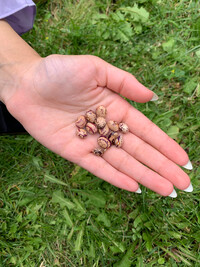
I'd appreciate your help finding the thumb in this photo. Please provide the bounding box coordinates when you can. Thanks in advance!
[91,56,158,103]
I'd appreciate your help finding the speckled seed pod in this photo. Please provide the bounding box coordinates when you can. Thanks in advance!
[99,124,110,136]
[95,117,106,129]
[107,120,119,132]
[108,131,119,144]
[76,128,87,138]
[115,134,123,148]
[98,136,111,149]
[85,110,97,123]
[75,115,87,128]
[93,147,105,156]
[86,122,98,134]
[119,122,129,133]
[96,105,107,118]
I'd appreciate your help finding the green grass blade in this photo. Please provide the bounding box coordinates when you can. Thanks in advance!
[44,173,68,186]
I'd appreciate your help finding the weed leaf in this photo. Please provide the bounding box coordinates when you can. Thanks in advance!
[96,212,111,227]
[79,190,106,207]
[44,173,68,187]
[88,242,95,258]
[62,209,73,227]
[195,49,200,58]
[120,5,149,23]
[162,38,175,52]
[52,190,75,209]
[183,79,197,95]
[113,242,137,267]
[74,226,84,251]
[167,126,179,139]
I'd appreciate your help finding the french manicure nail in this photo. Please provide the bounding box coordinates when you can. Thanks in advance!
[150,92,159,101]
[168,189,177,198]
[182,160,193,170]
[183,183,193,192]
[135,188,142,194]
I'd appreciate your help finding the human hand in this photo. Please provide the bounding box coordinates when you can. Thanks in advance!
[4,54,192,197]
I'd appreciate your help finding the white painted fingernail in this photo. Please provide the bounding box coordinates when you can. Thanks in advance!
[183,183,193,192]
[150,92,159,101]
[168,189,177,198]
[182,160,193,170]
[135,188,142,194]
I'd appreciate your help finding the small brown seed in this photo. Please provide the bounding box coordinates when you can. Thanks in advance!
[108,131,119,144]
[86,122,98,134]
[93,147,105,156]
[76,128,87,138]
[98,136,111,149]
[119,122,129,133]
[107,120,119,132]
[95,117,106,129]
[96,105,107,118]
[99,124,110,136]
[75,115,87,128]
[115,134,123,148]
[85,110,97,123]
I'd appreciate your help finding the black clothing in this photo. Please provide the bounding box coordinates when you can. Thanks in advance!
[0,101,26,134]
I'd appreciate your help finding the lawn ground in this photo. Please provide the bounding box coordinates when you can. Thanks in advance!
[0,0,200,266]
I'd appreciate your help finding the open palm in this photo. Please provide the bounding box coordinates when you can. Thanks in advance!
[7,55,191,196]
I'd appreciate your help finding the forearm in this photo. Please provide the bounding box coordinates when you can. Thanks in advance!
[0,20,41,104]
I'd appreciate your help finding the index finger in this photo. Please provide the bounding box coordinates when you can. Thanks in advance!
[90,56,156,103]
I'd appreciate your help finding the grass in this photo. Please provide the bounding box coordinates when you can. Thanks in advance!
[0,0,200,266]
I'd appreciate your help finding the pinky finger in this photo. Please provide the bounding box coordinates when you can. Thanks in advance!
[80,153,141,193]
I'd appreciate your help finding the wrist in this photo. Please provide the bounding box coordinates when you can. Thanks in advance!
[0,20,41,105]
[0,55,41,105]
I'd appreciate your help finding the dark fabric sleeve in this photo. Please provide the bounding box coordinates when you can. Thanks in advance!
[0,102,26,134]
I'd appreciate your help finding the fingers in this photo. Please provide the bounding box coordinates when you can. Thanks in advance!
[73,132,174,196]
[122,132,191,191]
[90,56,156,103]
[79,154,140,192]
[102,147,174,196]
[104,98,189,167]
[78,135,190,196]
[123,104,190,167]
[75,126,190,195]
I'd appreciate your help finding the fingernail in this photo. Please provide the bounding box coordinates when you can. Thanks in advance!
[182,160,193,170]
[135,187,142,194]
[150,92,159,101]
[168,189,177,198]
[183,183,193,192]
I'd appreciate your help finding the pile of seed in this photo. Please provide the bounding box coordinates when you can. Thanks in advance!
[75,105,129,156]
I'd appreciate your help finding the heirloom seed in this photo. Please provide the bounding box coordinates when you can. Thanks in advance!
[75,115,87,128]
[95,117,106,129]
[115,134,123,148]
[99,124,110,136]
[85,110,96,123]
[98,136,111,149]
[107,120,119,132]
[119,122,129,133]
[108,131,119,144]
[93,147,105,156]
[86,122,98,134]
[75,106,129,155]
[96,105,107,118]
[76,128,87,138]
